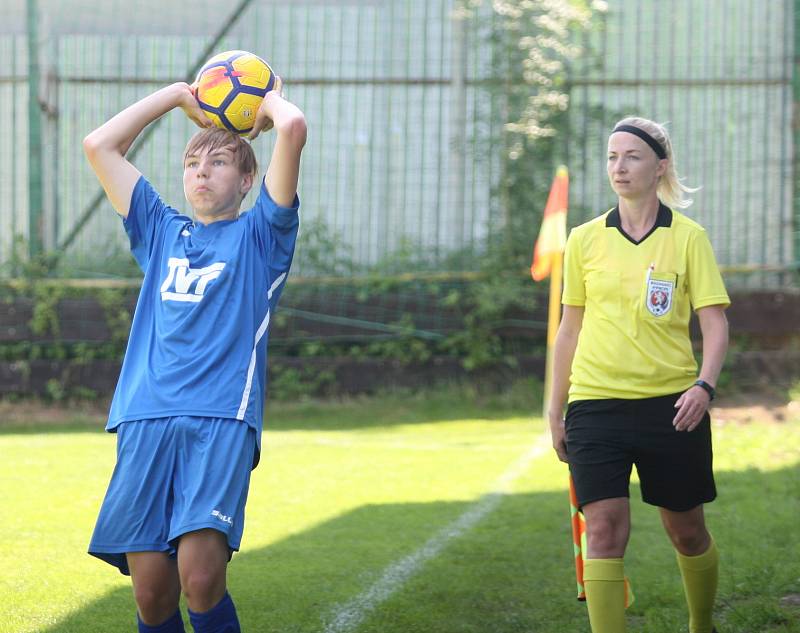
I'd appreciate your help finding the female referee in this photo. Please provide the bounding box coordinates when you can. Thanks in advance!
[548,116,729,633]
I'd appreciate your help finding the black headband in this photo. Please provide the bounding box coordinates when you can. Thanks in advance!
[611,124,667,159]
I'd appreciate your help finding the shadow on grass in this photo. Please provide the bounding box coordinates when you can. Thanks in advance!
[40,464,800,633]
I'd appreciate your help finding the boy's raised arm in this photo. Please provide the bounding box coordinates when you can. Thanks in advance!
[82,82,212,218]
[249,78,307,208]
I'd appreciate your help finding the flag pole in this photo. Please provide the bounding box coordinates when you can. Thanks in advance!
[533,165,614,605]
[542,250,563,420]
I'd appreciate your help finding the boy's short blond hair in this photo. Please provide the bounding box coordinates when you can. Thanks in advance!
[183,127,258,179]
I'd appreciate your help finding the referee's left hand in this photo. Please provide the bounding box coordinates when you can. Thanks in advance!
[672,386,710,432]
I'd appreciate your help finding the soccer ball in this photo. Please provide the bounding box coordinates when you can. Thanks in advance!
[194,50,275,135]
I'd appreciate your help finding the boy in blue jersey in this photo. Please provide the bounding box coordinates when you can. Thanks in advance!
[83,76,306,633]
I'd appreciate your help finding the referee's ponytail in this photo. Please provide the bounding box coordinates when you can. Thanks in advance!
[613,116,699,209]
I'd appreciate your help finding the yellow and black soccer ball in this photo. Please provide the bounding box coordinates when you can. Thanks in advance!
[194,50,275,135]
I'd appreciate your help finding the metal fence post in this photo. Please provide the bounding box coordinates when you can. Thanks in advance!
[450,5,467,249]
[26,0,43,259]
[794,0,800,269]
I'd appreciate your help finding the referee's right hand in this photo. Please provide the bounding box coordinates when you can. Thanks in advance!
[548,411,569,463]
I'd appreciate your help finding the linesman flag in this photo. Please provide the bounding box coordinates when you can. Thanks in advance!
[569,475,588,600]
[530,166,568,281]
[570,476,634,606]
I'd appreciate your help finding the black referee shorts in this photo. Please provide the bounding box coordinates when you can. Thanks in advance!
[565,392,716,512]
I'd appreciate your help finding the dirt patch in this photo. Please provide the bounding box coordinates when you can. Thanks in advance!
[0,398,108,428]
[780,593,800,608]
[710,391,800,425]
[1,390,798,429]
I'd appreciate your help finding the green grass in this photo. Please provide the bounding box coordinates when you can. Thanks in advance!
[1,385,798,633]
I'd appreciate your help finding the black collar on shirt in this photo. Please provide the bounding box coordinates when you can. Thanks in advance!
[606,202,672,244]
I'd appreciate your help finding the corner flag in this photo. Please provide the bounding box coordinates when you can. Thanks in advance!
[532,166,569,422]
[530,167,582,602]
[530,166,568,282]
[530,168,635,607]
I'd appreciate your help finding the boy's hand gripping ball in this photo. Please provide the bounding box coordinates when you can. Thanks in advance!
[194,50,275,135]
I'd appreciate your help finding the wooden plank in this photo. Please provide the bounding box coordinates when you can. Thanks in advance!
[0,359,121,395]
[0,356,547,398]
[2,349,797,399]
[0,290,796,345]
[0,299,33,341]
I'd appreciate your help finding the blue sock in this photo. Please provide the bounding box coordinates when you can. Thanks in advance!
[137,609,185,633]
[188,592,240,633]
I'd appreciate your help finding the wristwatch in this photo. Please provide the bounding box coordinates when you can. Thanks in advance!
[693,379,716,401]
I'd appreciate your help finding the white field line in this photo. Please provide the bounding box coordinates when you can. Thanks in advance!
[321,433,551,633]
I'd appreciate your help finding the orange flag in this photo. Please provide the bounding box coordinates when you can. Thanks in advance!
[530,166,568,281]
[569,475,587,601]
[569,475,635,606]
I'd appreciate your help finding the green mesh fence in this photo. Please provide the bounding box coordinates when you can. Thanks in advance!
[567,0,796,288]
[2,0,504,280]
[1,0,797,302]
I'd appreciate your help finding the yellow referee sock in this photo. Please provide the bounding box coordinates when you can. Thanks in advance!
[584,558,626,633]
[676,538,719,633]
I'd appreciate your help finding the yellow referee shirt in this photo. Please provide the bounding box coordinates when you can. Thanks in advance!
[562,203,730,402]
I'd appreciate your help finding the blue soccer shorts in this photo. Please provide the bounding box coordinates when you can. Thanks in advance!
[88,416,256,575]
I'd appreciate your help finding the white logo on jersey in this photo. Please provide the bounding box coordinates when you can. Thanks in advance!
[211,509,234,525]
[160,257,225,303]
[646,278,674,316]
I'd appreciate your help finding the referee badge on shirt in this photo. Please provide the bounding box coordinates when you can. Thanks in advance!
[645,274,675,317]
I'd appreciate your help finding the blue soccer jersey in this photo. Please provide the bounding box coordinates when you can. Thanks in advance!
[107,176,298,452]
